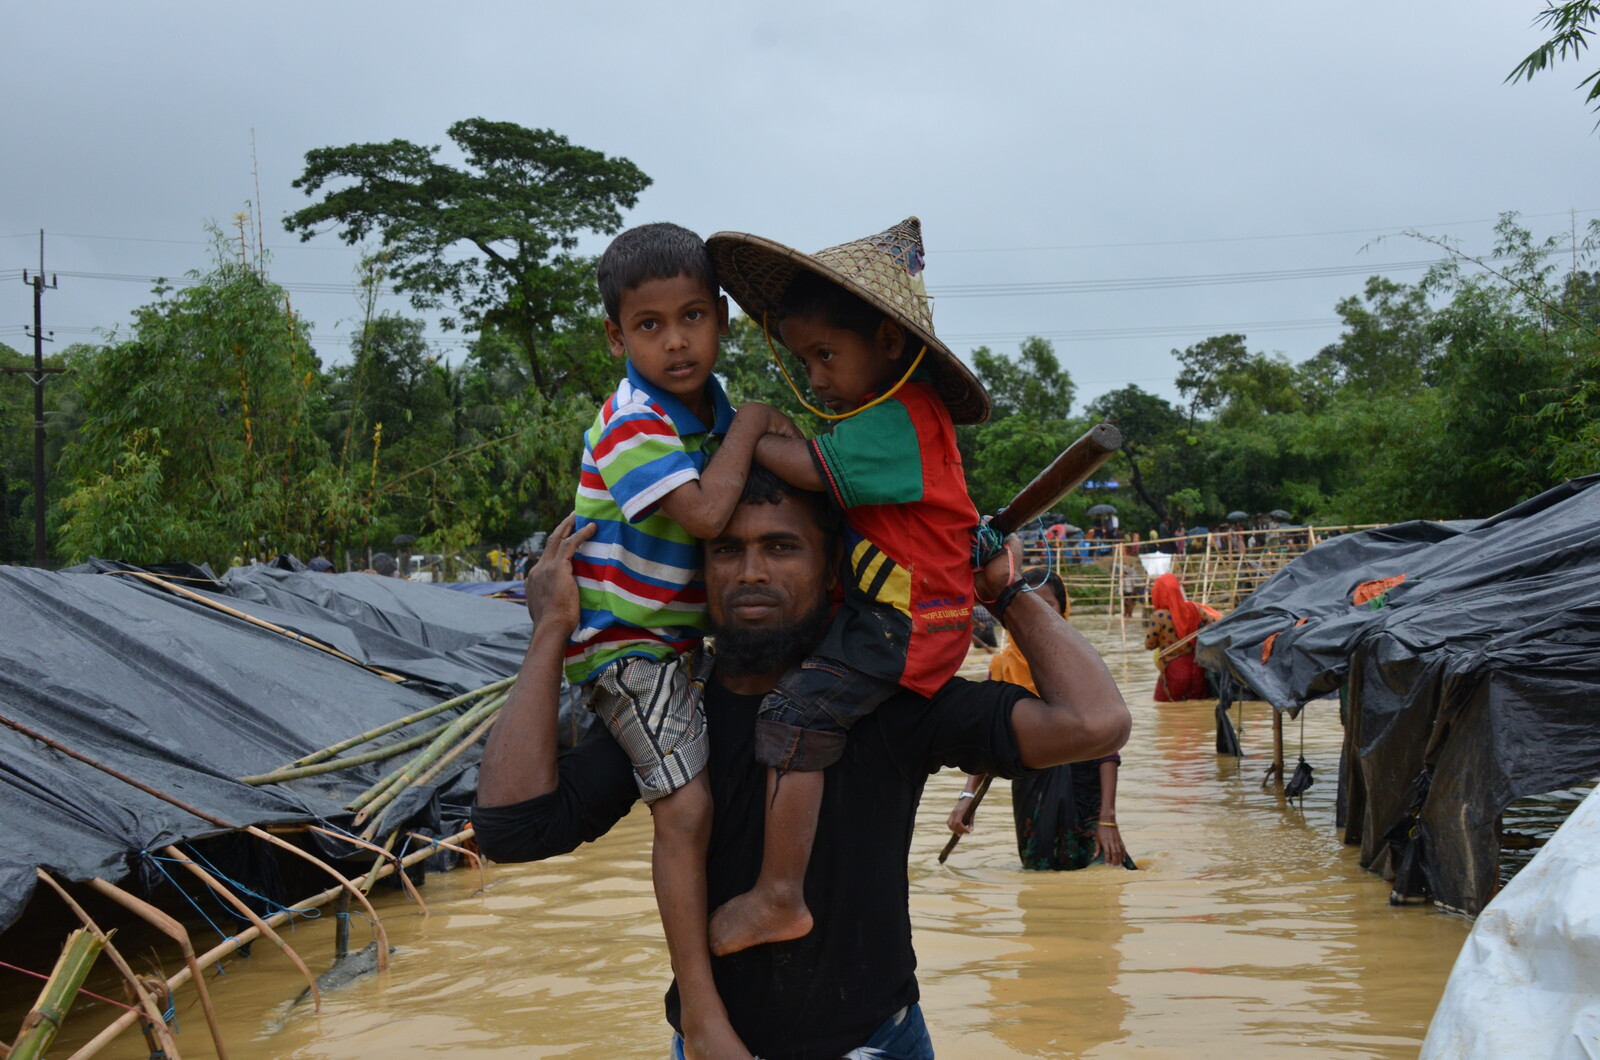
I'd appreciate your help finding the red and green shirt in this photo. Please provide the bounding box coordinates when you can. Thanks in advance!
[809,380,979,697]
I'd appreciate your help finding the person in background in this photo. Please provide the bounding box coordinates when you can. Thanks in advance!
[369,552,398,577]
[1144,572,1218,701]
[947,568,1132,871]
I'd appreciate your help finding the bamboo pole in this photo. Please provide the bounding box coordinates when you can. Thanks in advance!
[32,873,184,1060]
[8,930,104,1060]
[352,692,507,827]
[282,677,515,769]
[304,826,428,916]
[241,826,390,971]
[239,718,457,786]
[65,827,472,1060]
[82,877,230,1058]
[102,570,406,681]
[156,849,322,1010]
[411,711,498,789]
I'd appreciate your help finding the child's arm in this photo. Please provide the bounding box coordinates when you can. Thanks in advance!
[656,403,784,539]
[755,434,826,492]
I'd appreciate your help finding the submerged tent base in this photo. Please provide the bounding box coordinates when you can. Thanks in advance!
[6,825,475,1060]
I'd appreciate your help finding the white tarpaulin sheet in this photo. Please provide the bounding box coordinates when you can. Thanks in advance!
[1420,786,1600,1059]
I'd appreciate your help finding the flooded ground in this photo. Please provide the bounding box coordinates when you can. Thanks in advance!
[25,613,1471,1058]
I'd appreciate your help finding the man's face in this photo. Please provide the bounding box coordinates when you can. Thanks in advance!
[705,495,837,684]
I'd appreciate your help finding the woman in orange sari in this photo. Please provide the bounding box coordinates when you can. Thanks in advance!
[1144,572,1217,701]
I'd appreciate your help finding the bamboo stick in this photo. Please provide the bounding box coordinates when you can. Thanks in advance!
[241,826,390,971]
[157,849,322,1010]
[32,873,184,1060]
[304,827,428,916]
[103,570,405,681]
[411,711,498,789]
[352,692,506,824]
[239,717,456,786]
[82,877,230,1059]
[282,676,515,769]
[8,930,104,1060]
[65,827,472,1060]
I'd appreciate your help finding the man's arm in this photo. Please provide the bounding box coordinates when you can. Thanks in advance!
[478,515,594,807]
[657,403,790,538]
[976,541,1132,768]
[475,516,637,862]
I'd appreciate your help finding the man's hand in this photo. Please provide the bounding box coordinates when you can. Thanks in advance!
[525,513,595,631]
[946,796,976,836]
[974,533,1026,603]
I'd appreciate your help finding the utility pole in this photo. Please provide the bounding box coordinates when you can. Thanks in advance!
[4,231,66,567]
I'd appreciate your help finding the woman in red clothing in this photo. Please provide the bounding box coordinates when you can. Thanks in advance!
[1144,573,1217,701]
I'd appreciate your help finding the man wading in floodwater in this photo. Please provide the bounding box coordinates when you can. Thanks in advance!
[475,469,1130,1059]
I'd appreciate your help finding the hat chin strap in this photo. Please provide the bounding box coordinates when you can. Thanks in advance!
[761,312,926,421]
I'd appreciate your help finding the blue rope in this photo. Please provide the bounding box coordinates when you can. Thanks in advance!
[178,844,321,923]
[142,853,238,952]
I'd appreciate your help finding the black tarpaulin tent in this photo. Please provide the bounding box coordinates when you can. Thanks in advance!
[1195,475,1600,915]
[0,565,529,934]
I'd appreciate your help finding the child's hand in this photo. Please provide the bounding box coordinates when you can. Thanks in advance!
[524,513,595,630]
[764,406,801,439]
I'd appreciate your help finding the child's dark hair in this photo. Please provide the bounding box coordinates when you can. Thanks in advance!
[775,269,889,341]
[597,223,719,323]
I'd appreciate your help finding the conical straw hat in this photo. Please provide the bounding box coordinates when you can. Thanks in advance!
[708,217,991,424]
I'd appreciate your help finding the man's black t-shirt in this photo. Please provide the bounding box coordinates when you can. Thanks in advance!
[473,673,1032,1060]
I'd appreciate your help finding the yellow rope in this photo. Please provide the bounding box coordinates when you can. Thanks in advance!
[761,312,926,421]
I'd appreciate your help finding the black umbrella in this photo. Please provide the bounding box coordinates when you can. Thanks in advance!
[1086,503,1117,516]
[1225,510,1249,522]
[1269,509,1293,520]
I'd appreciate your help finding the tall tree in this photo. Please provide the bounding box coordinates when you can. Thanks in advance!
[970,336,1076,419]
[1084,384,1187,525]
[284,119,650,398]
[57,241,354,567]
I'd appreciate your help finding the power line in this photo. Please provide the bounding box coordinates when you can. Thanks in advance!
[938,207,1600,254]
[928,258,1454,299]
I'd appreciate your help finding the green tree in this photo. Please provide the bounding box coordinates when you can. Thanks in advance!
[57,242,358,567]
[1084,384,1187,526]
[1302,276,1437,397]
[284,119,650,398]
[970,336,1076,419]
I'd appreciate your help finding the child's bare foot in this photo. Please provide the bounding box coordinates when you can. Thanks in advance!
[709,887,813,956]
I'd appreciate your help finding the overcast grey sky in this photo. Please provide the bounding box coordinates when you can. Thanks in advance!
[5,1,1595,409]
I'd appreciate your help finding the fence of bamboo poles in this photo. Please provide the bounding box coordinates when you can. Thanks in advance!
[1023,523,1385,616]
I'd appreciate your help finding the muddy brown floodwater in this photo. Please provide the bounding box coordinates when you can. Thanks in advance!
[32,613,1469,1059]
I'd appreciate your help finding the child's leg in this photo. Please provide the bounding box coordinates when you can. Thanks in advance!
[650,776,747,1058]
[708,766,821,957]
[591,654,747,1058]
[710,656,898,956]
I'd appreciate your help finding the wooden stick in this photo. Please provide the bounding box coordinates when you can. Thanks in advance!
[411,711,498,789]
[64,827,473,1060]
[938,774,995,864]
[156,849,322,1010]
[303,826,428,917]
[239,717,456,786]
[989,423,1121,536]
[82,877,231,1058]
[33,873,184,1060]
[102,569,406,681]
[241,826,390,971]
[282,676,515,769]
[8,930,104,1060]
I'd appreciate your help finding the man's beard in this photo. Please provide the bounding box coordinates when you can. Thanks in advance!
[711,596,833,676]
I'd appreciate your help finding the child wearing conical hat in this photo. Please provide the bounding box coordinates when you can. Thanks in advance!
[705,218,995,955]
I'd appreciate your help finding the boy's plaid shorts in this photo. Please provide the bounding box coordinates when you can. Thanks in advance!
[588,650,711,803]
